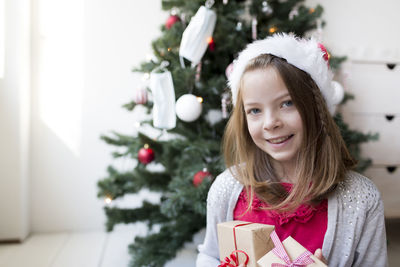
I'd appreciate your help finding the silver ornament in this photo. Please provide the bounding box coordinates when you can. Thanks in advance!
[289,8,299,20]
[236,22,242,31]
[262,1,273,16]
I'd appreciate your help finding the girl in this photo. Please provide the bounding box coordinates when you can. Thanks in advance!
[196,34,388,266]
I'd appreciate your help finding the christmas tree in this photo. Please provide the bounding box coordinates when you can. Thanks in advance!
[97,0,377,266]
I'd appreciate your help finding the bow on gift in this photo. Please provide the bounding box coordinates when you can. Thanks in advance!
[270,231,315,267]
[219,222,253,267]
[218,250,249,267]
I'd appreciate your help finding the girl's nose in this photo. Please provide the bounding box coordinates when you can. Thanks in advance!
[263,111,282,130]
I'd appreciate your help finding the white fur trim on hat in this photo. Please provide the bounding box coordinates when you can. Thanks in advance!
[228,33,342,114]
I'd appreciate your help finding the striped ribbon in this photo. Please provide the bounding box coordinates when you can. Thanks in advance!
[270,230,315,267]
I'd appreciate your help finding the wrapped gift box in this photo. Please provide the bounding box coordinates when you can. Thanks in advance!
[217,220,275,267]
[257,232,327,267]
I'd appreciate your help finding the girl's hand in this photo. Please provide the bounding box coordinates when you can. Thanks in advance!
[314,248,328,264]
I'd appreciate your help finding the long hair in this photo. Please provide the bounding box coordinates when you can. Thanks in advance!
[222,54,356,212]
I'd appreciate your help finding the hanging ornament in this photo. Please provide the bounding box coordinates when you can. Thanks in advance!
[134,87,148,105]
[165,15,181,29]
[193,168,212,187]
[175,94,203,122]
[206,109,223,125]
[138,145,155,165]
[179,1,217,67]
[252,17,258,40]
[207,37,216,51]
[289,8,299,20]
[150,62,176,129]
[331,81,345,106]
[236,22,242,31]
[262,1,273,16]
[195,62,202,82]
[221,92,231,118]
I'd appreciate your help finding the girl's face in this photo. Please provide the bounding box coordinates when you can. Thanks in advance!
[242,67,304,170]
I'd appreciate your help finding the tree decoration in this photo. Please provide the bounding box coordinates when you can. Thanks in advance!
[193,169,212,187]
[195,62,203,82]
[138,144,155,165]
[236,22,243,31]
[179,3,217,67]
[207,37,216,51]
[149,64,176,129]
[221,92,231,118]
[165,15,181,29]
[175,94,203,122]
[331,81,345,107]
[206,109,223,125]
[134,87,148,105]
[252,17,258,40]
[289,8,299,20]
[104,196,113,205]
[262,1,273,15]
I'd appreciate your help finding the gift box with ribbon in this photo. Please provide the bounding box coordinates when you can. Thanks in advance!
[217,221,275,267]
[257,231,327,267]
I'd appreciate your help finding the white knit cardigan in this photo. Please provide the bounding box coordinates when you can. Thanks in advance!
[196,170,388,267]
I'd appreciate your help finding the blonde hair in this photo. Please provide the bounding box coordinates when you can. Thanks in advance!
[222,54,356,212]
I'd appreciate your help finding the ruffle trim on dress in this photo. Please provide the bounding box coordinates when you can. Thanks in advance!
[237,185,328,226]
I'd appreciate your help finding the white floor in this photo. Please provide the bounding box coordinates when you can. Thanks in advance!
[1,221,399,267]
[0,225,199,267]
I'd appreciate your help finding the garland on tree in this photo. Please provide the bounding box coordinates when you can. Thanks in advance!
[97,1,377,266]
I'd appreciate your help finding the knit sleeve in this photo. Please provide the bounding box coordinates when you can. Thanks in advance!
[352,184,388,267]
[196,170,234,267]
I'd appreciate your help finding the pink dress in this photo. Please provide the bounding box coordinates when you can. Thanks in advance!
[233,183,327,253]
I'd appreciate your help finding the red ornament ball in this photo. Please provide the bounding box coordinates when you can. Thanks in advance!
[207,37,215,52]
[138,147,155,164]
[165,15,180,29]
[193,170,212,187]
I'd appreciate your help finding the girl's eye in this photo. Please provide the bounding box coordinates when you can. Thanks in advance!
[282,100,293,108]
[248,108,261,115]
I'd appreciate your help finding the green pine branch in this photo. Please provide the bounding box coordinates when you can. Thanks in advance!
[104,201,169,231]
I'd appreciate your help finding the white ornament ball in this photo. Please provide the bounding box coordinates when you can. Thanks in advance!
[175,94,203,122]
[206,109,223,125]
[331,81,345,105]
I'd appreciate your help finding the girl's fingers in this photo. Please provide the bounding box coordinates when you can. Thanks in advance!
[314,248,328,264]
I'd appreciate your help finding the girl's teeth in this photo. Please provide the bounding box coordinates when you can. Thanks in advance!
[269,135,290,144]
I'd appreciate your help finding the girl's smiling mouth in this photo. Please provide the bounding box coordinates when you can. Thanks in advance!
[267,134,294,144]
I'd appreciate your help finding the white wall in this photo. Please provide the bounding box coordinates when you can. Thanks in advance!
[306,0,400,62]
[0,0,30,241]
[30,0,167,232]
